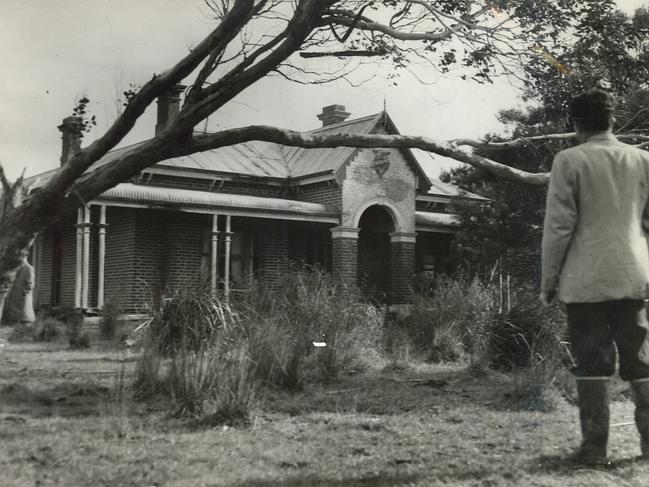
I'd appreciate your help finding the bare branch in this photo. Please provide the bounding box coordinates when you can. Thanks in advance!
[299,49,386,57]
[327,15,454,42]
[452,132,649,150]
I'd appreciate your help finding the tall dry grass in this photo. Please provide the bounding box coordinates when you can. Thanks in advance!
[134,286,255,424]
[236,266,384,390]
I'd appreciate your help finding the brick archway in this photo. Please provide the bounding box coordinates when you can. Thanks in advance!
[358,205,395,300]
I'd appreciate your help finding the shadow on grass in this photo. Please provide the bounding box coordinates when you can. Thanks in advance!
[530,453,644,476]
[231,473,421,487]
[0,381,111,417]
[261,368,510,417]
[63,355,137,364]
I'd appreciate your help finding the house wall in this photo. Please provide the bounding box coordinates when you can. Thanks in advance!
[258,219,289,285]
[164,212,206,292]
[297,181,342,211]
[340,139,417,232]
[35,228,55,307]
[59,212,78,308]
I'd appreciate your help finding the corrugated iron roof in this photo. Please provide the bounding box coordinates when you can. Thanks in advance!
[26,112,480,203]
[160,139,289,179]
[284,113,382,178]
[415,211,460,228]
[427,179,487,201]
[97,183,337,218]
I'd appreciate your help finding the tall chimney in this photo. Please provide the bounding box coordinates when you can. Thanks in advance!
[58,116,84,166]
[155,84,186,135]
[317,104,350,127]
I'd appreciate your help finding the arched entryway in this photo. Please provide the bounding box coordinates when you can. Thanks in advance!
[358,205,395,300]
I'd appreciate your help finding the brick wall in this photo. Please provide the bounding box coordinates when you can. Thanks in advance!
[59,212,78,308]
[164,212,206,293]
[390,241,416,304]
[132,208,168,308]
[259,220,289,285]
[35,229,55,308]
[105,207,137,310]
[332,237,358,287]
[298,181,342,211]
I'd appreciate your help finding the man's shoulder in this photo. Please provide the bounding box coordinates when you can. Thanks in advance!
[554,145,583,163]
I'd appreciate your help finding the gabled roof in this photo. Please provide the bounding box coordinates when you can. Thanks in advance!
[159,138,289,179]
[284,113,381,178]
[26,111,469,198]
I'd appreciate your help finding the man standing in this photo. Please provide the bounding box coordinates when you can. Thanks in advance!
[2,251,36,325]
[541,88,649,465]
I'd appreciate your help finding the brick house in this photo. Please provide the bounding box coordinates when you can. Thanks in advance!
[26,88,484,313]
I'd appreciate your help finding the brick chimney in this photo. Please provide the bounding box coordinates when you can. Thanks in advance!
[317,104,350,126]
[155,84,186,135]
[58,116,84,166]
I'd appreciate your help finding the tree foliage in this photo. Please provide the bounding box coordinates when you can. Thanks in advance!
[443,4,649,282]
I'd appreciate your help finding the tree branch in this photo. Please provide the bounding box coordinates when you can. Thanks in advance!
[70,126,550,206]
[299,49,387,58]
[452,132,649,150]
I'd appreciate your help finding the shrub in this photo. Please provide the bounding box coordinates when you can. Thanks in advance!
[488,292,567,371]
[135,287,255,425]
[7,323,35,343]
[35,318,64,342]
[403,275,497,367]
[147,287,224,355]
[99,298,122,340]
[7,318,65,343]
[64,311,90,349]
[239,266,384,389]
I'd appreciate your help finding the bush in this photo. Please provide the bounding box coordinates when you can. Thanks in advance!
[488,291,568,371]
[403,275,497,367]
[7,318,65,343]
[135,287,255,425]
[147,287,224,355]
[64,311,90,349]
[35,318,64,342]
[7,323,35,343]
[99,298,122,340]
[239,266,384,389]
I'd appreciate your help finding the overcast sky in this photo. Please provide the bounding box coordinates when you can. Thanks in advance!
[0,0,647,181]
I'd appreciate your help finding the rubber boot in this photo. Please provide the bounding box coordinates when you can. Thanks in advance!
[631,380,649,459]
[574,378,610,466]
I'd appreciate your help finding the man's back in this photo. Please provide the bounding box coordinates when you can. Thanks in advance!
[542,133,649,303]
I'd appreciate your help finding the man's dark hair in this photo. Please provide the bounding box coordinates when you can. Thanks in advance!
[569,88,615,132]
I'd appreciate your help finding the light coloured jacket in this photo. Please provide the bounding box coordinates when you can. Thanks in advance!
[541,132,649,303]
[4,261,36,323]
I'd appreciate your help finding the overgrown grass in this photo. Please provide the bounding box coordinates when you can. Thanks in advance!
[403,275,573,410]
[403,275,496,368]
[236,266,385,390]
[7,317,65,343]
[99,298,122,340]
[135,287,255,425]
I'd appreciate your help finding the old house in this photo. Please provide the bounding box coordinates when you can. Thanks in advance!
[26,87,484,313]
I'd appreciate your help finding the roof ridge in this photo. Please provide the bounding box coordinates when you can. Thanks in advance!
[308,112,383,133]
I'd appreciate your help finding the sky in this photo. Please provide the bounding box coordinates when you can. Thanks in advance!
[0,0,647,181]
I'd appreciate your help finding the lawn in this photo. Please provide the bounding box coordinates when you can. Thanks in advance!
[1,330,648,487]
